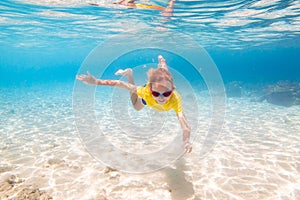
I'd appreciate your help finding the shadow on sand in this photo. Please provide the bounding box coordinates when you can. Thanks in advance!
[163,158,195,200]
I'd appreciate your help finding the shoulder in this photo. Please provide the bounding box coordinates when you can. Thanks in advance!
[169,90,183,114]
[137,84,150,96]
[172,90,182,101]
[168,90,182,105]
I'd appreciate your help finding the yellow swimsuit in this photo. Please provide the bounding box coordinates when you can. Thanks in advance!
[136,84,182,114]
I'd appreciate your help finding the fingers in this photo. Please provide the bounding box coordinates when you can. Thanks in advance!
[186,146,192,153]
[76,75,86,80]
[76,75,83,80]
[184,142,192,153]
[76,71,91,81]
[76,71,96,85]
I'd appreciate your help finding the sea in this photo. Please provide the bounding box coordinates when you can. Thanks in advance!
[0,0,300,199]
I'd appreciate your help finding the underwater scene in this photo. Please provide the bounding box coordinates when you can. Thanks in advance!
[1,0,300,199]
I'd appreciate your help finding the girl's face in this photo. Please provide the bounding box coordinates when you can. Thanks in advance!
[151,82,173,105]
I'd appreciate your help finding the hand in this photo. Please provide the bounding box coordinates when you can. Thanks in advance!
[184,141,192,153]
[76,71,97,85]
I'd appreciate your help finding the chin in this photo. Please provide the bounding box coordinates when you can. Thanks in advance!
[157,100,166,105]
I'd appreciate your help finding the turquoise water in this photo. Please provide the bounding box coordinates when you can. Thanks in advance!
[1,0,300,199]
[1,0,300,85]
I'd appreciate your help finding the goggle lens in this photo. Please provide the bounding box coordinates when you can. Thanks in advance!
[151,90,172,97]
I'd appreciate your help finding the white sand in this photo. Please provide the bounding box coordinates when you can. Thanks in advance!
[0,82,299,199]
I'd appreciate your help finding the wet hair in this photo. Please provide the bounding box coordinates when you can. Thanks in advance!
[147,68,175,89]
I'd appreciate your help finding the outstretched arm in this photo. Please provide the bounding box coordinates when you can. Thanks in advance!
[177,112,192,153]
[76,71,137,92]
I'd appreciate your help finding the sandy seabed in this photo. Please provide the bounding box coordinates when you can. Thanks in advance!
[0,82,299,200]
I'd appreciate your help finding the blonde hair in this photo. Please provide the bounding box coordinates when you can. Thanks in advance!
[147,68,175,89]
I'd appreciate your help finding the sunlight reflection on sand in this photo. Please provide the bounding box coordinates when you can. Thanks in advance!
[0,83,300,199]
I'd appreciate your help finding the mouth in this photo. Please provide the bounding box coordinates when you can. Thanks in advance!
[157,99,165,104]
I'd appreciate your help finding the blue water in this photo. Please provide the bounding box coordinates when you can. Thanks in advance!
[1,0,300,199]
[1,0,300,85]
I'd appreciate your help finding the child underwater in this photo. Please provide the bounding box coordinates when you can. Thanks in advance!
[76,55,192,153]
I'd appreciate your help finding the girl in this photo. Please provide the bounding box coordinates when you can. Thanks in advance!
[76,55,192,153]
